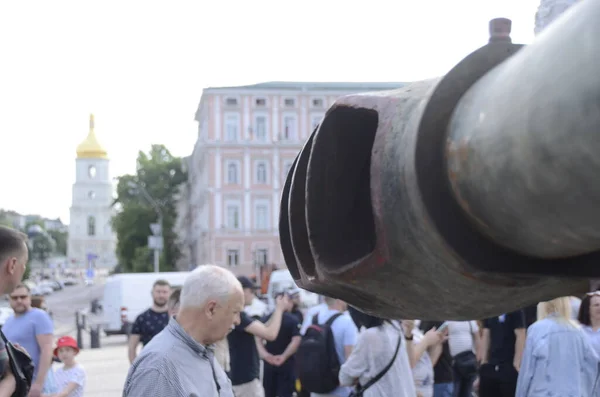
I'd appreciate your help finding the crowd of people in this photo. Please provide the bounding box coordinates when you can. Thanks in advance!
[1,225,600,397]
[119,258,600,397]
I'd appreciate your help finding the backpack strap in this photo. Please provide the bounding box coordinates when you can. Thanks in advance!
[354,328,402,394]
[312,314,319,325]
[324,312,344,327]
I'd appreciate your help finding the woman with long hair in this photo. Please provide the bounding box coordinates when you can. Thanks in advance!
[515,297,599,397]
[578,291,600,358]
[338,307,416,397]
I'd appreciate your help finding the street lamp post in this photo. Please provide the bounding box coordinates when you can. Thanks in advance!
[128,181,164,273]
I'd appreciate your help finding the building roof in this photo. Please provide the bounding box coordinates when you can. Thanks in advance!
[204,81,407,92]
[76,114,108,159]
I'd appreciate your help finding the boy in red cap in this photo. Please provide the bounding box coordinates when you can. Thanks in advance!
[43,336,86,397]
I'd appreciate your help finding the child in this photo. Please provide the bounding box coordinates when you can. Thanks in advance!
[44,336,86,397]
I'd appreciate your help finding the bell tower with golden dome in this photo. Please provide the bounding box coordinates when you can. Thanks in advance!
[67,114,117,269]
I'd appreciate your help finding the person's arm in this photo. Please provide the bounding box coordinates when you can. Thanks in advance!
[480,320,491,364]
[128,315,144,364]
[280,336,301,363]
[0,371,15,397]
[342,317,358,360]
[512,311,527,371]
[128,335,141,364]
[245,307,285,342]
[471,321,483,362]
[33,312,55,394]
[514,329,526,371]
[339,331,369,387]
[255,336,275,365]
[428,342,443,365]
[276,317,302,364]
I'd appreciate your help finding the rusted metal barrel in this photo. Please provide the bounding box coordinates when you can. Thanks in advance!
[280,0,599,320]
[447,0,600,259]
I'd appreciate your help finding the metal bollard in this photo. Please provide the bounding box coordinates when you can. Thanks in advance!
[90,325,101,349]
[75,311,83,350]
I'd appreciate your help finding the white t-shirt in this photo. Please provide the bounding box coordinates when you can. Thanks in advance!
[412,328,434,397]
[339,321,416,397]
[447,321,478,357]
[54,364,86,397]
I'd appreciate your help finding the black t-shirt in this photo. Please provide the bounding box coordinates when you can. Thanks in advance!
[228,311,259,385]
[290,307,304,326]
[483,310,526,366]
[523,304,538,328]
[131,308,169,346]
[420,321,454,383]
[262,312,301,362]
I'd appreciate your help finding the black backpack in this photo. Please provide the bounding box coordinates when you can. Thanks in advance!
[296,312,344,394]
[0,330,34,397]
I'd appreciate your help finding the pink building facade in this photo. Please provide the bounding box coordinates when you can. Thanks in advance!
[185,82,403,276]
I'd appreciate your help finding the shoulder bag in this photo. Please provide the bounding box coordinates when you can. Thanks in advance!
[452,321,479,379]
[0,330,34,397]
[349,326,402,397]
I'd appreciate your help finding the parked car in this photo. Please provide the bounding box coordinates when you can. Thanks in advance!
[31,285,53,296]
[63,278,78,286]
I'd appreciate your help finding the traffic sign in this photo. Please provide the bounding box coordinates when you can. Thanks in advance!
[150,223,162,236]
[148,236,163,250]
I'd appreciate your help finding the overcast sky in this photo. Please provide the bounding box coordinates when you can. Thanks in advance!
[0,0,539,223]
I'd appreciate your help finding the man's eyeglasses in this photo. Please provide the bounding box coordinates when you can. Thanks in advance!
[10,295,29,301]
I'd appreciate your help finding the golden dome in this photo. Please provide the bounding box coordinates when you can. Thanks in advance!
[76,114,108,159]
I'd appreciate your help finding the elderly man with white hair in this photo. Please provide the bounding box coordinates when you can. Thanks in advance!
[123,265,244,397]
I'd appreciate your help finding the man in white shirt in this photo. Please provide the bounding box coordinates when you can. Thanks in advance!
[300,299,328,335]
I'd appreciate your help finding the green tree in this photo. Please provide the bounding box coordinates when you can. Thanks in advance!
[30,233,55,265]
[47,230,68,256]
[112,145,187,273]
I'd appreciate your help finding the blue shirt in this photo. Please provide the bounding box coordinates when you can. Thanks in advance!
[516,317,600,397]
[313,309,358,397]
[3,308,54,381]
[582,326,600,360]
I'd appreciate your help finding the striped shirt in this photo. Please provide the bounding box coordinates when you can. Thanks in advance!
[123,317,233,397]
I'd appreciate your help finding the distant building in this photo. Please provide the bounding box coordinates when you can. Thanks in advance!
[67,114,117,268]
[179,81,404,275]
[0,211,66,233]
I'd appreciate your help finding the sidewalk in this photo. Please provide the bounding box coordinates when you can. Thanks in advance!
[66,334,129,396]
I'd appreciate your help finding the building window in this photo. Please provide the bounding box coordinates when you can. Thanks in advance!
[87,216,96,236]
[255,115,267,141]
[255,204,269,230]
[226,162,239,184]
[311,114,324,131]
[284,98,295,107]
[225,97,238,106]
[283,161,293,182]
[255,249,268,266]
[312,98,324,107]
[225,114,239,141]
[226,204,240,229]
[283,116,296,141]
[255,161,268,184]
[227,249,240,267]
[255,98,266,107]
[88,165,96,179]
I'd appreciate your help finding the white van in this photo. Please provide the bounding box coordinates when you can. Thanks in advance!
[102,272,190,335]
[266,270,319,311]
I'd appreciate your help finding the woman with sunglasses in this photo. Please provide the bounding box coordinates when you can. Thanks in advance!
[578,291,600,358]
